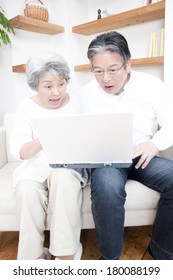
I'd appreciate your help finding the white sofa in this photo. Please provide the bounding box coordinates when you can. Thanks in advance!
[0,113,172,232]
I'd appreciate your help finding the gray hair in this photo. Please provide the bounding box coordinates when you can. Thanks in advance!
[87,31,131,65]
[26,51,70,91]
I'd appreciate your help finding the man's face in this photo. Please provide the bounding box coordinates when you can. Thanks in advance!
[92,52,131,95]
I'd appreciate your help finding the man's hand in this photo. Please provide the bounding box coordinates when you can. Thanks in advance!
[132,141,159,169]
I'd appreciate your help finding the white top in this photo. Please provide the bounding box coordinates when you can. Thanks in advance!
[79,70,173,151]
[10,94,81,186]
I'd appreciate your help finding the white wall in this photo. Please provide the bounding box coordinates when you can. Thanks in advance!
[0,0,167,124]
[0,0,17,125]
[72,0,164,90]
[164,0,173,93]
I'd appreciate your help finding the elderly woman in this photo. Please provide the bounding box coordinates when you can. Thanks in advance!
[10,51,86,260]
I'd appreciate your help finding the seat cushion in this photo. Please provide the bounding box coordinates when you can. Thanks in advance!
[82,179,160,214]
[125,179,160,210]
[0,161,160,229]
[124,180,160,226]
[3,112,17,162]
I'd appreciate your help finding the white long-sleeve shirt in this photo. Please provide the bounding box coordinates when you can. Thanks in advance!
[10,94,81,186]
[79,70,173,151]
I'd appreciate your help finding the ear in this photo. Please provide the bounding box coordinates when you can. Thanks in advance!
[125,59,131,73]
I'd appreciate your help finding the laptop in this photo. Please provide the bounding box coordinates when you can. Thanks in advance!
[31,112,133,168]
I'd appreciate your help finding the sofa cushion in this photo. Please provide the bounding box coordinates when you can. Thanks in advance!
[0,161,160,215]
[0,127,7,168]
[125,179,160,210]
[0,160,160,229]
[82,179,160,213]
[0,161,20,214]
[3,112,17,162]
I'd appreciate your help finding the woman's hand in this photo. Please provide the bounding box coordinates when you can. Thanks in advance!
[19,139,42,160]
[132,141,159,169]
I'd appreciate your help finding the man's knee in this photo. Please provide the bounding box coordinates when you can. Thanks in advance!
[91,167,126,198]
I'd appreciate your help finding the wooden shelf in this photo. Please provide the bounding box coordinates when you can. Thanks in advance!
[131,56,164,67]
[74,57,164,72]
[72,1,165,35]
[12,57,164,73]
[9,15,64,35]
[12,64,26,73]
[74,64,91,72]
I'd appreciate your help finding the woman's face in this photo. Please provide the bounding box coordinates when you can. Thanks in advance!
[36,72,69,109]
[92,51,131,95]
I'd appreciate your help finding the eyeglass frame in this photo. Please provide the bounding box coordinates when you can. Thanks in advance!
[91,62,125,76]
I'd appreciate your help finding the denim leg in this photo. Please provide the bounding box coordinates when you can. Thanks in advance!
[129,156,173,260]
[91,167,128,260]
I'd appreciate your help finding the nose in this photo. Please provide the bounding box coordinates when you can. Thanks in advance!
[102,71,111,83]
[52,87,60,96]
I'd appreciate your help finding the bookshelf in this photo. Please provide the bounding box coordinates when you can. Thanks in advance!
[74,57,164,72]
[72,1,165,72]
[12,57,164,73]
[10,15,65,73]
[72,1,165,35]
[9,15,64,35]
[11,1,165,73]
[12,64,26,73]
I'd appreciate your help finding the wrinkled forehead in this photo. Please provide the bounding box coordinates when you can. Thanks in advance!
[40,69,65,80]
[39,71,66,84]
[92,52,123,67]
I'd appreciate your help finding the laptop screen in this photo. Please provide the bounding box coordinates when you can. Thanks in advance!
[31,112,133,168]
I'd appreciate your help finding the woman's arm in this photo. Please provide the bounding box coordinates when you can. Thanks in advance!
[19,139,42,160]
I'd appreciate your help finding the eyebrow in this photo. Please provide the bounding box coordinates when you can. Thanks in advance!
[93,64,119,69]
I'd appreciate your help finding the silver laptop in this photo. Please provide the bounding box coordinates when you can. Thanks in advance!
[31,112,133,168]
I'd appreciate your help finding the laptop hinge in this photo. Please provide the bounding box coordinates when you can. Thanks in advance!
[103,163,113,167]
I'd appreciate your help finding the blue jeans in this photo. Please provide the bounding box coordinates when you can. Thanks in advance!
[91,156,173,260]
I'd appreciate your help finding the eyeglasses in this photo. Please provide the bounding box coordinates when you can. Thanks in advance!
[92,63,125,76]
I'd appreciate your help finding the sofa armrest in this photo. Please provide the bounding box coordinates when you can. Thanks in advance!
[0,126,7,168]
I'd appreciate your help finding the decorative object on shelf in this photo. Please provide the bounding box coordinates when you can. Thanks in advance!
[151,0,163,3]
[0,6,15,46]
[144,0,163,5]
[144,0,152,5]
[97,9,101,19]
[24,0,49,22]
[102,9,112,18]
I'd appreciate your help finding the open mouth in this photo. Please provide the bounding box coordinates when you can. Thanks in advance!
[49,98,62,107]
[104,85,115,91]
[105,85,114,89]
[49,98,61,103]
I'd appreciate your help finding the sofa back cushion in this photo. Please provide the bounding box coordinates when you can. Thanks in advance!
[4,112,18,162]
[160,147,173,161]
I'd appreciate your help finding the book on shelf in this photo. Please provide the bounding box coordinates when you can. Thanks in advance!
[149,32,158,57]
[160,28,165,56]
[149,28,165,57]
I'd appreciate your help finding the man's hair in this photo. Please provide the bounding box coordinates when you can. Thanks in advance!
[87,31,131,64]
